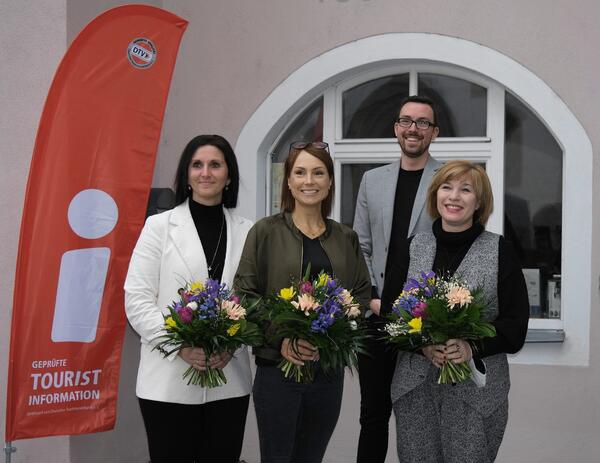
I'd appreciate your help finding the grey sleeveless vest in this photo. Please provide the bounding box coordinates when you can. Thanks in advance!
[390,230,510,417]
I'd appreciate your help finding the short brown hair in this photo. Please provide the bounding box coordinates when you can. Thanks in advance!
[426,160,494,226]
[280,144,335,219]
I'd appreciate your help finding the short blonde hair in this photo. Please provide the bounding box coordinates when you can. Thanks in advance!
[426,160,494,226]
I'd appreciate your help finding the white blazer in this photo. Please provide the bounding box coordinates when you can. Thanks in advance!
[124,200,253,404]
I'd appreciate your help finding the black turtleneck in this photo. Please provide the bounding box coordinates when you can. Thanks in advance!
[189,199,227,283]
[382,218,529,359]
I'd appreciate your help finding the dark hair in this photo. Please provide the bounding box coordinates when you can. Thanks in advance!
[173,134,240,208]
[280,144,334,219]
[397,95,439,125]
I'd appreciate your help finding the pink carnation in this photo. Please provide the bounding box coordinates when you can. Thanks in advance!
[179,307,194,323]
[299,281,313,295]
[412,301,428,319]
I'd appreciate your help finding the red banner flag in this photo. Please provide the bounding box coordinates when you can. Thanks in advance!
[5,5,187,440]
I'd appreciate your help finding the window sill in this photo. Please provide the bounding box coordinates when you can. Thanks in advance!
[525,329,565,343]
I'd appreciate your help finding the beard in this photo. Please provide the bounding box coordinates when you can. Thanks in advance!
[398,136,430,158]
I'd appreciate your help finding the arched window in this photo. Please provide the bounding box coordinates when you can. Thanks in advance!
[236,33,592,366]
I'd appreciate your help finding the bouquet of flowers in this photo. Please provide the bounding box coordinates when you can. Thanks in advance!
[155,279,263,388]
[383,271,496,384]
[263,271,365,382]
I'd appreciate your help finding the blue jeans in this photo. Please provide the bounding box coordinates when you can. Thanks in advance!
[253,365,343,463]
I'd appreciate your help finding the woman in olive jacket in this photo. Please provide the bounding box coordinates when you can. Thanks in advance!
[234,141,371,463]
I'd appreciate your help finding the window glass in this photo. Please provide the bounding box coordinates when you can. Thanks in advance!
[342,74,409,138]
[270,98,324,214]
[504,92,562,319]
[340,163,387,227]
[418,73,487,137]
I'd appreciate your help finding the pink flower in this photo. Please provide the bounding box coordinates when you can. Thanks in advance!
[291,293,319,315]
[445,284,473,309]
[340,289,361,318]
[222,299,246,320]
[179,307,194,323]
[299,281,313,295]
[412,301,428,319]
[229,294,241,304]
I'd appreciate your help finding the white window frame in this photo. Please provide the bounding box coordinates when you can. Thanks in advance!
[235,33,592,366]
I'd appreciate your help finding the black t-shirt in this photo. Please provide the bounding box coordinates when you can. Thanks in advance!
[301,233,333,280]
[380,168,423,306]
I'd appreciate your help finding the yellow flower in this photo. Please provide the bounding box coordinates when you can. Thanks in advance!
[190,281,204,292]
[165,316,177,329]
[316,273,330,288]
[408,317,422,333]
[279,286,296,301]
[227,323,240,336]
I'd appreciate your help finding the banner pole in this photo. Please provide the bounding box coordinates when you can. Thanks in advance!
[3,442,16,463]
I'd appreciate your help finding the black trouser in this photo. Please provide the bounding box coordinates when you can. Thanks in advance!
[253,365,343,463]
[357,318,398,463]
[138,395,250,463]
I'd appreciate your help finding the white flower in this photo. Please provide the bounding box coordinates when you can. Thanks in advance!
[384,321,408,337]
[186,301,198,311]
[349,320,358,330]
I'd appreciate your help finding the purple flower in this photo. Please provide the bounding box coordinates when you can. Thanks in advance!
[299,281,313,294]
[412,301,428,319]
[325,279,343,297]
[403,278,421,292]
[229,294,241,304]
[311,311,336,333]
[420,271,436,281]
[179,307,194,323]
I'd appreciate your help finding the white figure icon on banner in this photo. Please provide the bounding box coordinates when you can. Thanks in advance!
[51,189,118,343]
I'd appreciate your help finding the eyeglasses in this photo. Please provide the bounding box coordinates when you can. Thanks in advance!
[289,141,330,153]
[396,117,436,130]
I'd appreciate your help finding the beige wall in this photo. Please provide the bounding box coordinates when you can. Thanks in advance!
[2,1,599,462]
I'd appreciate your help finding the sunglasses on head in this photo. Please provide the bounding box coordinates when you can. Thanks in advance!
[289,141,329,153]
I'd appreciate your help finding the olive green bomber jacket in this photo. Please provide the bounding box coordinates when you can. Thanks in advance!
[233,212,372,363]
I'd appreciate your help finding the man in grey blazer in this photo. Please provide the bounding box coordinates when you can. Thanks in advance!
[353,95,442,462]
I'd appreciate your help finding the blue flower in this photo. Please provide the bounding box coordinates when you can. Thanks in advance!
[397,294,419,313]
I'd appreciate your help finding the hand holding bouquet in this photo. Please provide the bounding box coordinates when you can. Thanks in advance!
[264,271,365,382]
[155,279,262,388]
[383,271,496,384]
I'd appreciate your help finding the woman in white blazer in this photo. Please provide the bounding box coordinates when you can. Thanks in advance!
[124,135,253,463]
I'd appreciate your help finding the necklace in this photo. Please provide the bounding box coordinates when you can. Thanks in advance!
[207,214,225,276]
[440,241,471,276]
[293,218,326,239]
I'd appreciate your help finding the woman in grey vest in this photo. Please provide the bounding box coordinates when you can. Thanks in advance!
[381,160,529,463]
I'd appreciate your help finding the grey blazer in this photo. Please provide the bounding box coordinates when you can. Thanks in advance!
[353,156,442,296]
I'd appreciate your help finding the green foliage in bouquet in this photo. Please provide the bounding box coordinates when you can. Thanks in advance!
[262,269,367,382]
[384,271,496,384]
[154,279,263,387]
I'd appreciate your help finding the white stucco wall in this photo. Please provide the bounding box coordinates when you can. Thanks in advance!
[2,1,599,462]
